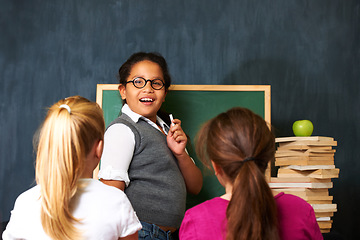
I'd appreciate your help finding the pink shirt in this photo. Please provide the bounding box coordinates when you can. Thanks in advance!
[179,193,323,240]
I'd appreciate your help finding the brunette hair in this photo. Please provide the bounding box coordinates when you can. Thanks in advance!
[35,96,105,240]
[118,52,172,104]
[195,107,279,240]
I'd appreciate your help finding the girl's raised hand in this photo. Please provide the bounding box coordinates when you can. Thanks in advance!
[167,119,187,156]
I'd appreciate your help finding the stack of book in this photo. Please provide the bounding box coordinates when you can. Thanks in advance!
[269,136,339,233]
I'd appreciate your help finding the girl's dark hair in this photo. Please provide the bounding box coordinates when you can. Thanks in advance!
[118,52,172,91]
[195,107,279,240]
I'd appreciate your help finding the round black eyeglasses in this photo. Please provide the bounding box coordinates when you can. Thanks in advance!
[126,77,165,90]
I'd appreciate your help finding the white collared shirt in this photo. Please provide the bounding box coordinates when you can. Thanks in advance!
[98,104,171,186]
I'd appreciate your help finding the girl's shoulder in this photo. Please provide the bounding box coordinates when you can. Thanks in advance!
[79,179,127,197]
[275,192,311,206]
[275,192,315,217]
[75,179,134,215]
[13,185,40,208]
[275,193,323,239]
[181,197,228,240]
[185,197,228,217]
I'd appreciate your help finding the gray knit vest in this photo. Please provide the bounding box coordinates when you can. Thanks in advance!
[108,113,186,228]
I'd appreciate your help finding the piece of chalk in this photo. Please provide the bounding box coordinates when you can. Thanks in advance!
[169,114,175,126]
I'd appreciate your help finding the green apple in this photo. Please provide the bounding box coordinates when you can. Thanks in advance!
[292,120,314,136]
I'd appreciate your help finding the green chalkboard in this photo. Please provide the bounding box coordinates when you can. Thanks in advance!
[95,84,271,208]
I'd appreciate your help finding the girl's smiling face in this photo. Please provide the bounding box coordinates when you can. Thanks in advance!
[119,60,167,123]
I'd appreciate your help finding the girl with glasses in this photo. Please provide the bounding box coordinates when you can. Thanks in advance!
[98,52,203,240]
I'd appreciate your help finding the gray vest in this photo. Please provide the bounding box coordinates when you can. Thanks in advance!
[108,114,186,228]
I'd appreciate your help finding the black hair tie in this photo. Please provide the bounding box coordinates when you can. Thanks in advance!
[243,157,256,163]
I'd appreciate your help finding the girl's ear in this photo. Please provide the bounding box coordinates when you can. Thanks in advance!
[95,140,103,160]
[118,84,126,100]
[83,140,104,178]
[162,91,167,103]
[211,161,222,176]
[211,160,227,188]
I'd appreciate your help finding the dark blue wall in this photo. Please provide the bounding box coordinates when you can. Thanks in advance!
[1,0,359,238]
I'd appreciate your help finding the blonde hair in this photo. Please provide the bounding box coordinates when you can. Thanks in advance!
[35,96,105,240]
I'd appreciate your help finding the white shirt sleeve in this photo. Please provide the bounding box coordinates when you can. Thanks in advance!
[98,124,135,187]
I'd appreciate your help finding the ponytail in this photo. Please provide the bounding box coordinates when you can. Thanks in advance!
[226,161,278,240]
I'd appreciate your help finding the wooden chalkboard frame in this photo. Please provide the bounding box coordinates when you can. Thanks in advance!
[95,84,271,125]
[93,84,272,200]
